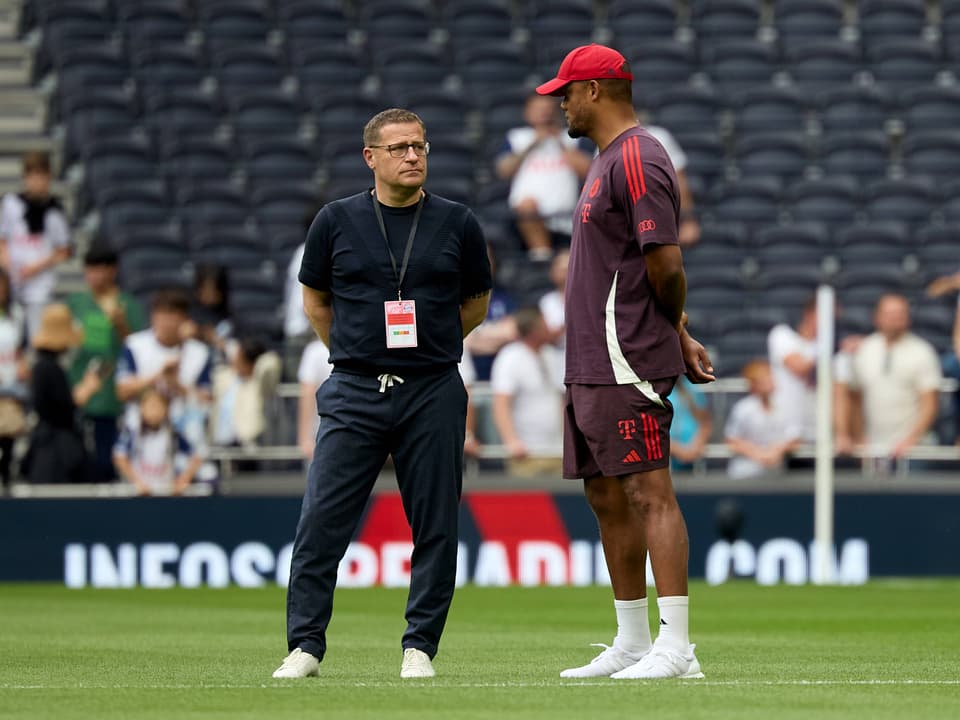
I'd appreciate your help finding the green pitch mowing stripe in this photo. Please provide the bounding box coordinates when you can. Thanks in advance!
[1,581,959,719]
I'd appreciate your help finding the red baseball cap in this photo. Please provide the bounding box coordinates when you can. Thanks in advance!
[535,44,634,96]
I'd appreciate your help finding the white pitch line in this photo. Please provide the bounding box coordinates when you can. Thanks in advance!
[2,680,959,690]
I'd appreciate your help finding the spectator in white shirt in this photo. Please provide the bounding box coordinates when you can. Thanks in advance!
[842,294,942,459]
[0,152,71,337]
[725,360,802,480]
[643,125,701,248]
[768,300,817,443]
[538,249,568,347]
[495,94,592,260]
[296,338,332,461]
[490,307,563,477]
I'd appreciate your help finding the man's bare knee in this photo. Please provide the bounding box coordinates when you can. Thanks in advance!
[621,472,677,518]
[584,476,628,521]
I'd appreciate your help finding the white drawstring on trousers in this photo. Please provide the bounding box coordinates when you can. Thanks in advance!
[377,373,405,393]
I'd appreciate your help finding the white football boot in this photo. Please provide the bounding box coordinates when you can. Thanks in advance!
[611,642,704,680]
[560,643,649,679]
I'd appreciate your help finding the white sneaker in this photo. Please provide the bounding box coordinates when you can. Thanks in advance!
[400,648,435,678]
[560,643,648,679]
[272,648,320,678]
[611,642,704,680]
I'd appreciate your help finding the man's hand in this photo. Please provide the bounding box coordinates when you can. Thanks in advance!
[678,218,701,248]
[505,438,528,460]
[19,261,43,281]
[679,328,715,383]
[890,436,917,460]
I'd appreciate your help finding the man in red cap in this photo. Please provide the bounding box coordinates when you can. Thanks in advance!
[537,44,715,680]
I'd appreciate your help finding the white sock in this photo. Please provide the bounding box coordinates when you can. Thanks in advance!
[613,598,651,655]
[656,595,690,651]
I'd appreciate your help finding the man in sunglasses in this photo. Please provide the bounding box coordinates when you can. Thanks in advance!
[274,109,492,681]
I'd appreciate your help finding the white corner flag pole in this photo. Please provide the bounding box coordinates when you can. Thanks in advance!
[813,284,836,585]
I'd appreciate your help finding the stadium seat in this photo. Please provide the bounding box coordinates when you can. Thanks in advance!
[682,243,744,275]
[251,182,321,228]
[786,176,861,226]
[786,40,861,90]
[228,90,302,139]
[703,40,780,92]
[528,0,596,38]
[142,88,221,142]
[311,90,382,137]
[244,137,316,183]
[863,177,939,225]
[866,40,943,91]
[361,0,433,51]
[734,132,810,181]
[63,88,138,166]
[456,43,532,99]
[837,265,913,307]
[293,44,367,94]
[901,131,960,182]
[910,304,955,353]
[835,222,910,267]
[97,182,171,235]
[692,0,763,47]
[120,3,190,47]
[131,45,207,95]
[395,88,471,137]
[942,0,960,59]
[773,0,845,51]
[817,84,893,133]
[198,0,273,51]
[706,177,783,226]
[55,46,129,104]
[191,226,265,265]
[37,1,113,74]
[480,87,531,140]
[622,40,697,96]
[609,0,678,46]
[900,85,960,132]
[646,86,724,134]
[916,225,960,268]
[753,224,829,268]
[671,132,726,187]
[161,137,235,183]
[444,0,514,48]
[111,223,181,254]
[374,45,449,94]
[212,46,287,96]
[176,183,249,229]
[83,135,156,190]
[733,86,809,133]
[696,221,750,249]
[858,0,928,45]
[938,180,960,222]
[278,0,350,41]
[820,131,891,181]
[716,328,771,375]
[751,265,826,311]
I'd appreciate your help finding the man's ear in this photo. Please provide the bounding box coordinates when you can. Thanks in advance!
[588,80,601,100]
[362,147,375,169]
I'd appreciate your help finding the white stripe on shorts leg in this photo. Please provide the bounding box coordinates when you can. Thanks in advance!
[604,271,665,408]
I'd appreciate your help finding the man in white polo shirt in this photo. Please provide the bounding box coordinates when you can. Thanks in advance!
[845,293,942,460]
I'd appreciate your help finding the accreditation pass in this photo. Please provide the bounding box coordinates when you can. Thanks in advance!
[384,299,418,348]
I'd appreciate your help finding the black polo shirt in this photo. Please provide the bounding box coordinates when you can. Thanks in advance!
[299,190,491,375]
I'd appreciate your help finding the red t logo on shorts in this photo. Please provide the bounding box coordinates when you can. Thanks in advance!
[617,419,637,440]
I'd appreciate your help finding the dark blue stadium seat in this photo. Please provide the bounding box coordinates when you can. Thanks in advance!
[836,222,910,267]
[734,132,810,181]
[199,0,273,51]
[37,1,113,73]
[161,137,235,183]
[142,88,221,142]
[362,0,433,51]
[671,132,726,186]
[132,45,207,94]
[647,86,724,134]
[692,0,763,46]
[753,223,828,269]
[916,225,960,269]
[703,40,780,92]
[609,0,678,45]
[244,137,316,182]
[942,0,960,59]
[751,265,826,310]
[64,88,138,166]
[192,226,266,269]
[311,90,381,136]
[902,131,960,182]
[176,183,249,229]
[837,265,913,307]
[228,90,302,138]
[910,304,954,353]
[251,182,321,228]
[734,86,808,133]
[397,89,471,137]
[293,44,366,94]
[444,0,514,47]
[820,131,891,180]
[480,88,530,140]
[938,181,960,222]
[84,136,156,191]
[55,46,129,106]
[623,40,697,96]
[858,0,927,45]
[120,2,190,47]
[866,40,943,91]
[374,45,448,94]
[528,0,596,38]
[817,84,892,133]
[212,46,286,96]
[901,85,960,131]
[786,176,861,226]
[774,0,845,51]
[706,177,783,226]
[97,182,171,236]
[456,43,531,99]
[112,224,181,254]
[279,0,350,41]
[863,177,938,225]
[786,40,861,90]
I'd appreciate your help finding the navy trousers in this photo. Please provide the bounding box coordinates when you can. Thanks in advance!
[286,366,467,661]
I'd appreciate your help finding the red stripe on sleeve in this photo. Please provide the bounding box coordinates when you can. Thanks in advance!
[631,136,647,197]
[621,143,640,204]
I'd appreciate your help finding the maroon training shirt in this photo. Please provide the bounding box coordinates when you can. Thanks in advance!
[565,126,686,385]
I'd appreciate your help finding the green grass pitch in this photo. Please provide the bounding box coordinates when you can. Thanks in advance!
[1,581,959,719]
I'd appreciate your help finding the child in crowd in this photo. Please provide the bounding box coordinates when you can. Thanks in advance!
[113,388,203,496]
[725,359,802,480]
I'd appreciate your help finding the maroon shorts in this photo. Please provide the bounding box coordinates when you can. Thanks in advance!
[563,378,677,479]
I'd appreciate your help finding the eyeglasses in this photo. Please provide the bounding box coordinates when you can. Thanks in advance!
[368,141,430,158]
